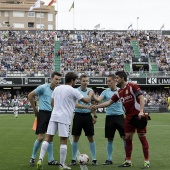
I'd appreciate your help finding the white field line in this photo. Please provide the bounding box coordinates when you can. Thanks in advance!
[94,125,170,128]
[69,135,88,170]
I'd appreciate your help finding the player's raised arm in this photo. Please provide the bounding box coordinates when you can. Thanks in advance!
[91,99,114,110]
[92,94,104,102]
[75,102,90,109]
[81,90,94,103]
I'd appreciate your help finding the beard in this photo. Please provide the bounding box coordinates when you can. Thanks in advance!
[116,82,121,88]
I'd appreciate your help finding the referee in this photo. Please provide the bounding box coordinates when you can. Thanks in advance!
[70,74,98,166]
[92,74,125,165]
[28,71,61,166]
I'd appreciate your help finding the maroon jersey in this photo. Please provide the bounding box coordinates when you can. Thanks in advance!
[111,82,142,120]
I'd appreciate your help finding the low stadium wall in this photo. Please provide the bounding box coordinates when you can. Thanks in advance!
[1,77,170,86]
[0,105,168,114]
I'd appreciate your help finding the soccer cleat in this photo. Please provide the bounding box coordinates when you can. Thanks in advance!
[141,162,150,169]
[69,160,76,166]
[59,164,71,169]
[48,160,61,165]
[118,161,132,167]
[30,158,35,166]
[37,159,43,170]
[103,159,113,165]
[92,160,98,165]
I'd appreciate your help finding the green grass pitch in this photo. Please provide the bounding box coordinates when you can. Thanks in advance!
[0,113,169,170]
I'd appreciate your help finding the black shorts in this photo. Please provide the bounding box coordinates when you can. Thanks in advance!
[105,114,125,138]
[36,110,52,135]
[71,112,94,136]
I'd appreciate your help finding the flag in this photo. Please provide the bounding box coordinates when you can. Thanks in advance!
[128,24,132,29]
[94,24,100,29]
[48,0,56,7]
[69,2,74,12]
[160,24,164,30]
[32,118,37,131]
[29,0,40,11]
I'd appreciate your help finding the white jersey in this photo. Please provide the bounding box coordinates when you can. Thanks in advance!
[50,85,84,125]
[12,99,19,107]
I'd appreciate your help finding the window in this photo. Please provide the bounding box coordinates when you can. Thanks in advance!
[28,12,35,17]
[48,24,53,30]
[5,22,10,27]
[13,23,24,28]
[48,14,53,21]
[28,22,34,28]
[36,13,44,18]
[13,11,24,17]
[36,24,44,29]
[4,12,9,17]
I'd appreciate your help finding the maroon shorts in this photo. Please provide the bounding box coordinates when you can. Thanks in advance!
[124,119,146,133]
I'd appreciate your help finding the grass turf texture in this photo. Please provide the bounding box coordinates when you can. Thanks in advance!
[0,113,169,170]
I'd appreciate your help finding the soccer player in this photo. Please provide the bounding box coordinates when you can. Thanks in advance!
[92,74,125,165]
[28,71,62,167]
[12,95,19,118]
[36,72,94,170]
[91,71,150,169]
[69,74,98,166]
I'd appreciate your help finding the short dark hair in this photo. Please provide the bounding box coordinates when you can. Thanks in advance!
[51,71,62,78]
[115,71,127,81]
[80,74,88,80]
[107,74,116,79]
[65,72,78,83]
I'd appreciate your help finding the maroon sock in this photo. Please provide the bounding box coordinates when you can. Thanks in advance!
[125,139,132,160]
[139,136,149,161]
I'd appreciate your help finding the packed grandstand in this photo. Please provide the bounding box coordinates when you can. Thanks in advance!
[0,30,170,112]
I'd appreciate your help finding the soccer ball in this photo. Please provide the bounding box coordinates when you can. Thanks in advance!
[78,154,89,165]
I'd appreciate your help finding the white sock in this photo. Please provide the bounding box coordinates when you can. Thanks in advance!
[145,160,150,164]
[60,144,67,166]
[126,160,131,163]
[39,141,49,160]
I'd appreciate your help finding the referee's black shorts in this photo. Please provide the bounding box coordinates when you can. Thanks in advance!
[36,110,52,135]
[105,114,125,138]
[72,112,94,136]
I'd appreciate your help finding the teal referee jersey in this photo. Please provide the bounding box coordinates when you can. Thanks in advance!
[75,87,92,113]
[34,83,53,111]
[100,88,124,116]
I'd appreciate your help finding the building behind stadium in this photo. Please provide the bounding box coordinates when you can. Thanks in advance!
[0,0,56,30]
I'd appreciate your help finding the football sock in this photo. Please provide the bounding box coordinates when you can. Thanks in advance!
[72,142,78,160]
[139,136,149,161]
[60,144,67,165]
[39,141,49,160]
[31,140,41,159]
[125,139,132,160]
[124,140,126,157]
[90,142,96,160]
[47,142,54,162]
[107,141,113,161]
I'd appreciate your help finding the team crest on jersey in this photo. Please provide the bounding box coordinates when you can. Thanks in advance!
[126,90,128,94]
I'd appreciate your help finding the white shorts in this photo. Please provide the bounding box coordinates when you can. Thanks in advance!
[13,106,18,111]
[47,121,70,137]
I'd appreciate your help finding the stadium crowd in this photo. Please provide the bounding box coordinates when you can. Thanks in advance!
[0,30,55,77]
[137,31,170,72]
[0,89,169,108]
[0,30,170,77]
[0,90,29,107]
[58,30,133,76]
